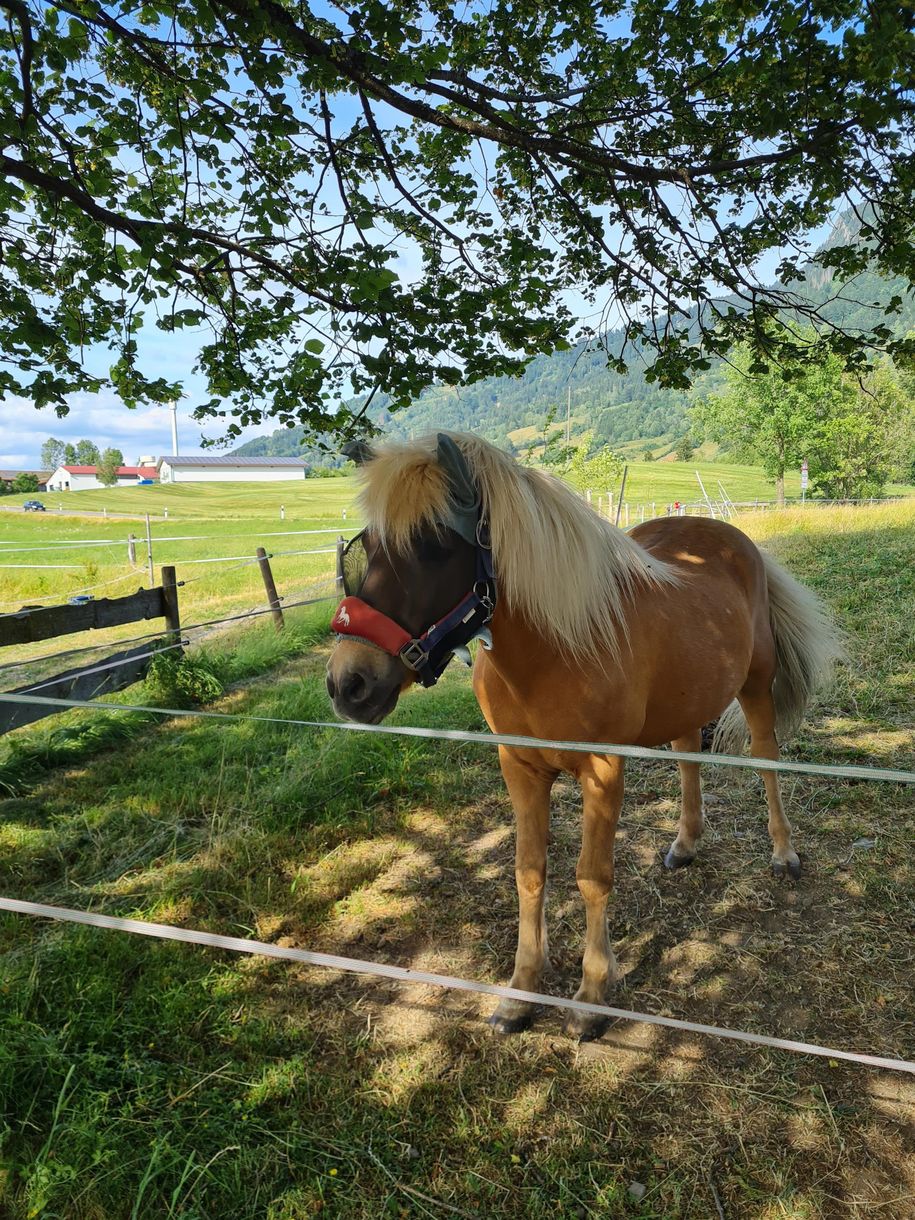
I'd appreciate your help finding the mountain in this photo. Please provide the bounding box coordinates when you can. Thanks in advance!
[235,212,915,461]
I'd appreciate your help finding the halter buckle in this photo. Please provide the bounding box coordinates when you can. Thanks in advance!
[400,640,429,671]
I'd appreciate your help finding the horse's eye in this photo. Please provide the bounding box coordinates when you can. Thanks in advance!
[416,537,453,563]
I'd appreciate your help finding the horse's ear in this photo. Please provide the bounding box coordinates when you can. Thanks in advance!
[437,434,480,545]
[436,434,476,509]
[341,439,375,465]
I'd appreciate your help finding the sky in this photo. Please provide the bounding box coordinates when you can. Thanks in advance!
[0,387,268,470]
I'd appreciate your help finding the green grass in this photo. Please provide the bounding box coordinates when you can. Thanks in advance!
[1,498,914,1217]
[1,474,360,520]
[0,480,362,670]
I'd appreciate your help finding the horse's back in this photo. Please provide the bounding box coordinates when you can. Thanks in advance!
[629,515,766,592]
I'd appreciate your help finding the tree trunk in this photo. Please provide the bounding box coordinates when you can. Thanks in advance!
[776,472,785,505]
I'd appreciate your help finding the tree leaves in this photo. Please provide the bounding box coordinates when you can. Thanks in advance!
[1,0,914,439]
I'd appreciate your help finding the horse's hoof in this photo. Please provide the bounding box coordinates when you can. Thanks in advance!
[562,1009,610,1042]
[488,1004,540,1035]
[664,845,695,870]
[772,855,802,880]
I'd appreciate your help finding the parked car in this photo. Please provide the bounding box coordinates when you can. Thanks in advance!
[23,500,46,512]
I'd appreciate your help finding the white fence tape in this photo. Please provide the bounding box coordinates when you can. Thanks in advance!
[1,897,912,1075]
[0,691,912,784]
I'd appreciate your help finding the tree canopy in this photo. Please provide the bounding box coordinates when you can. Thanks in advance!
[692,336,914,500]
[2,0,914,440]
[96,445,125,483]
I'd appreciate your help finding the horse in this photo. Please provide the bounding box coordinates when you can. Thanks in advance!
[326,432,842,1040]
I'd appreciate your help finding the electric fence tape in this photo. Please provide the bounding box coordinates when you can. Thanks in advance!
[0,896,912,1077]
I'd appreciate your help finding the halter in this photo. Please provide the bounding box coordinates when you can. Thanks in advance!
[331,521,496,688]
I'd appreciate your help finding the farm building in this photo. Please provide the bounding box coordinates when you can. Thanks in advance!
[156,455,310,483]
[46,464,159,491]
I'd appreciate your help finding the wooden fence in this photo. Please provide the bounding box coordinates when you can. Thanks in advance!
[0,566,180,736]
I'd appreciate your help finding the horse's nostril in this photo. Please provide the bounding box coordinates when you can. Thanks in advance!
[325,673,336,699]
[342,671,368,704]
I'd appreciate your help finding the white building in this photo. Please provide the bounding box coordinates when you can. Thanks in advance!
[156,456,310,483]
[46,464,159,492]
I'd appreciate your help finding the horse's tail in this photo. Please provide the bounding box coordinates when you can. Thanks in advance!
[713,551,843,755]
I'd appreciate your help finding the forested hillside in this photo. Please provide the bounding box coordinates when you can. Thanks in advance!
[236,213,915,461]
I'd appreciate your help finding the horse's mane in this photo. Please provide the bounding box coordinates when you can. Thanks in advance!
[359,432,680,661]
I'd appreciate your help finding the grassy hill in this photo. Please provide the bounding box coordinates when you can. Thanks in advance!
[0,477,359,522]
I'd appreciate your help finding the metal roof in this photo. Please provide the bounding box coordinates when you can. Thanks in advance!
[156,455,309,468]
[58,466,158,476]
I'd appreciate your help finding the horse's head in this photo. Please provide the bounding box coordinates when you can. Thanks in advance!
[326,435,494,724]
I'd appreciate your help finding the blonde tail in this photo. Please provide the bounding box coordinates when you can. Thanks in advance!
[713,551,843,754]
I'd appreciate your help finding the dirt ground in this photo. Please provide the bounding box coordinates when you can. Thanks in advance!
[245,744,915,1218]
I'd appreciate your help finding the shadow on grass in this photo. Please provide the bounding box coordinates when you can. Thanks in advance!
[1,512,914,1218]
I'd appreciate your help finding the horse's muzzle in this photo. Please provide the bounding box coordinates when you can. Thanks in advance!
[326,662,401,724]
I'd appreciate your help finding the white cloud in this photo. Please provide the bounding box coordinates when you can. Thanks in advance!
[0,393,267,467]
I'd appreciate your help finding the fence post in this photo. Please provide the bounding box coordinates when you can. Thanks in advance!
[336,536,345,592]
[127,533,137,566]
[256,547,284,631]
[145,513,154,587]
[161,565,182,649]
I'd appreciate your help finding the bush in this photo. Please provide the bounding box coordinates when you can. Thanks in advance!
[145,651,225,707]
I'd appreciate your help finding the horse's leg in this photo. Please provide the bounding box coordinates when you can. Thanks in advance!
[489,747,554,1035]
[563,755,625,1041]
[664,728,704,869]
[739,687,802,879]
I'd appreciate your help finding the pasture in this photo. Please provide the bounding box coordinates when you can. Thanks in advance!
[0,499,914,1218]
[0,479,360,677]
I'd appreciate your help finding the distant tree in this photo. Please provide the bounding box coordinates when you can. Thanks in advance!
[12,472,39,493]
[692,340,841,502]
[40,438,66,470]
[808,364,908,499]
[75,440,101,466]
[63,443,77,464]
[675,435,695,462]
[642,445,655,462]
[694,337,907,501]
[97,448,125,486]
[0,478,12,496]
[565,434,624,493]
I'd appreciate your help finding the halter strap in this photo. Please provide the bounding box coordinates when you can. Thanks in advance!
[332,527,496,687]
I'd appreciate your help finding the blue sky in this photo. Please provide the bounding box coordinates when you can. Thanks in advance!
[0,384,268,470]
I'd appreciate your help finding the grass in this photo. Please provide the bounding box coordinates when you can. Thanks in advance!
[0,475,360,520]
[0,479,361,673]
[1,500,914,1217]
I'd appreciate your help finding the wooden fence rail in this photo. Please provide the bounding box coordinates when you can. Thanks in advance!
[0,566,181,736]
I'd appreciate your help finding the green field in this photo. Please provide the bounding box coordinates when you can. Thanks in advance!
[1,475,361,520]
[0,479,361,671]
[0,499,913,1217]
[2,462,912,670]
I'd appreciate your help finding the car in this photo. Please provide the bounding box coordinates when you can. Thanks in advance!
[23,500,46,511]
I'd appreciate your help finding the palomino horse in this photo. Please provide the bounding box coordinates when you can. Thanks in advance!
[326,433,841,1039]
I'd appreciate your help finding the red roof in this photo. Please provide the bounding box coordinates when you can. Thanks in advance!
[62,465,158,478]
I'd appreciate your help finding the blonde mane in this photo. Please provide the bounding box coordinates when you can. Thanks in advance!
[359,432,680,660]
